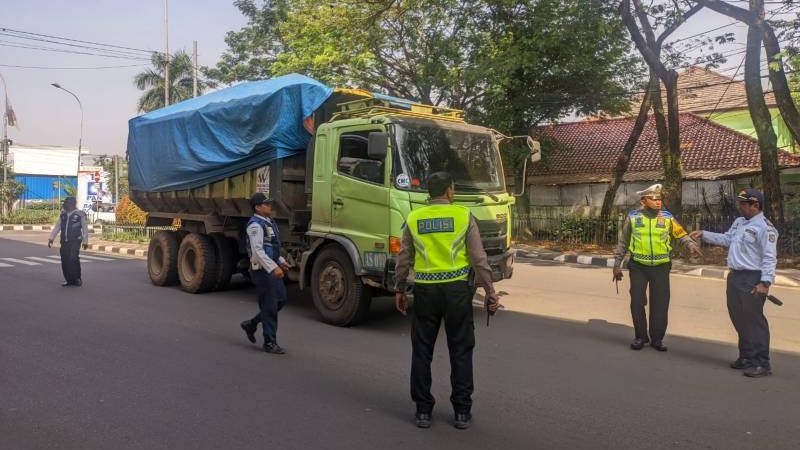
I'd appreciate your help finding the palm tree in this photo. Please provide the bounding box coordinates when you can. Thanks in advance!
[134,50,214,113]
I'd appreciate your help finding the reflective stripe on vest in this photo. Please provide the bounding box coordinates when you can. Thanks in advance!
[628,211,673,266]
[246,216,280,261]
[407,204,471,284]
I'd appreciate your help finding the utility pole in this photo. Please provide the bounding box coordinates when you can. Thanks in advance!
[114,155,120,204]
[193,40,198,98]
[1,72,8,186]
[164,0,170,107]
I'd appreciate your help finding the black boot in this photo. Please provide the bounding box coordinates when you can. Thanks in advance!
[240,320,257,344]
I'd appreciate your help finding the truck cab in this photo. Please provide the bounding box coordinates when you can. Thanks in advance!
[300,98,518,325]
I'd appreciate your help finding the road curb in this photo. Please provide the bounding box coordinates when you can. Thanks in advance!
[0,225,101,233]
[515,250,800,288]
[87,243,147,257]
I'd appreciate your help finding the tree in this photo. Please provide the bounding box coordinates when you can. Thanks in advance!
[619,0,706,221]
[134,50,213,113]
[0,180,25,218]
[204,0,289,84]
[694,0,800,148]
[692,0,797,224]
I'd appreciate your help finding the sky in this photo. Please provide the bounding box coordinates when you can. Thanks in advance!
[0,1,795,156]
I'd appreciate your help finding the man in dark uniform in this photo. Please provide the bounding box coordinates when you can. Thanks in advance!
[239,193,291,355]
[690,189,778,378]
[613,184,702,351]
[394,172,501,430]
[48,197,89,287]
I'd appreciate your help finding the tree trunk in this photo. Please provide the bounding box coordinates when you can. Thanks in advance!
[761,25,800,148]
[745,14,784,224]
[662,69,683,220]
[597,75,655,242]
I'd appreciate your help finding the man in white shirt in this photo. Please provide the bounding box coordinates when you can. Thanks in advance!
[690,189,778,378]
[239,193,291,354]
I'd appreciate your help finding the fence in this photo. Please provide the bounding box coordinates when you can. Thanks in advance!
[100,223,177,242]
[512,212,800,259]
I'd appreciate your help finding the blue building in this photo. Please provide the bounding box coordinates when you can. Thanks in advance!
[9,144,86,204]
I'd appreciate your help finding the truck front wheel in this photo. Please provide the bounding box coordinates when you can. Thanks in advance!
[311,245,372,326]
[177,233,218,294]
[147,230,180,286]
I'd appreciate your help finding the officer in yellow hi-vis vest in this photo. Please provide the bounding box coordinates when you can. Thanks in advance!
[613,184,702,352]
[394,172,500,431]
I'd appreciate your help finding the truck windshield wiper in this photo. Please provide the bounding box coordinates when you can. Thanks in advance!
[454,183,499,202]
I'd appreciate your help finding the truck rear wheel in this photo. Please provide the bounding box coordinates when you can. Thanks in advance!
[177,233,218,294]
[211,233,237,291]
[311,245,372,326]
[148,230,180,286]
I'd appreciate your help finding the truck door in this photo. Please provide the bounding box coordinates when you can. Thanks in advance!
[331,127,391,272]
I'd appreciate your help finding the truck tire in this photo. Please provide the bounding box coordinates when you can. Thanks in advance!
[210,233,237,291]
[148,230,180,286]
[311,245,372,326]
[177,233,218,294]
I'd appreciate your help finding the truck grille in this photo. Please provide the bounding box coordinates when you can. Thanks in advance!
[474,218,508,255]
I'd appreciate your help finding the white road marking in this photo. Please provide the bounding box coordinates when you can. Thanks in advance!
[0,258,40,266]
[79,254,115,261]
[0,262,12,268]
[24,257,62,264]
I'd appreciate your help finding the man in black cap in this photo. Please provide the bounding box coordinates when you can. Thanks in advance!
[239,193,291,354]
[47,197,89,286]
[690,188,778,378]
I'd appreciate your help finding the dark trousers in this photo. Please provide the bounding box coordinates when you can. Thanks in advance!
[727,270,770,368]
[628,260,671,342]
[247,269,287,344]
[410,280,475,415]
[59,240,82,284]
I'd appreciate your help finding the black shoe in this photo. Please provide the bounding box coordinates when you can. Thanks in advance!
[74,279,82,287]
[61,281,73,287]
[414,412,432,428]
[454,413,472,430]
[240,320,257,344]
[650,341,668,352]
[263,342,285,354]
[630,338,649,350]
[730,358,753,370]
[743,365,772,378]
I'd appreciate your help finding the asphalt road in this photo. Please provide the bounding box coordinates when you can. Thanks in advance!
[2,236,799,450]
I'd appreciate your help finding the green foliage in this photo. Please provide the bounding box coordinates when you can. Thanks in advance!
[100,231,150,244]
[0,180,26,216]
[1,209,59,224]
[135,50,215,113]
[209,0,642,128]
[24,201,61,211]
[554,216,618,243]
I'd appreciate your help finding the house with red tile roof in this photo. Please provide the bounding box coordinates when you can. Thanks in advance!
[631,66,795,150]
[527,112,800,210]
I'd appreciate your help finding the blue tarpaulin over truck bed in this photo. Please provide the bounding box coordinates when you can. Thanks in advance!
[127,74,333,192]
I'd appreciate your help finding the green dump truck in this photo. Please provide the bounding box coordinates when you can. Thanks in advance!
[127,74,539,326]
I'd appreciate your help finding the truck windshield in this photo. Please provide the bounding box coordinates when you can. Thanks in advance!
[391,123,504,193]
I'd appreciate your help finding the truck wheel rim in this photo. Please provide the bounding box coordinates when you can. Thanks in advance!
[319,263,346,310]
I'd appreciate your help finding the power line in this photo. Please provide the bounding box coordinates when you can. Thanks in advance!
[0,63,148,70]
[0,31,152,60]
[0,41,151,61]
[0,27,153,54]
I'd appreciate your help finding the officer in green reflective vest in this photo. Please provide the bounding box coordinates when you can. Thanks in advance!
[394,172,500,431]
[613,184,702,351]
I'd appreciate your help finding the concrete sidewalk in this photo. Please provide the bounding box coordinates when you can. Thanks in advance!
[514,243,800,288]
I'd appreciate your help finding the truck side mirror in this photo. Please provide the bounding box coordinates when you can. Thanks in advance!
[528,136,541,163]
[368,132,389,159]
